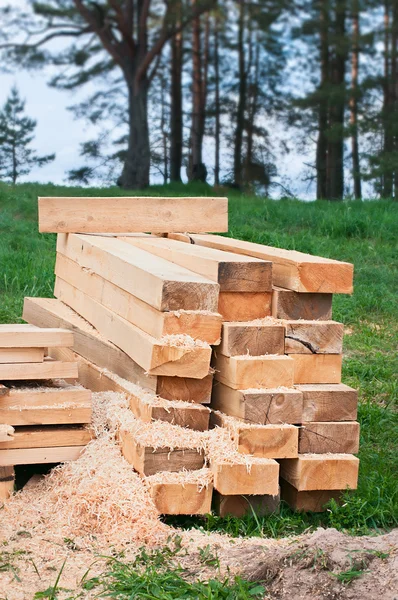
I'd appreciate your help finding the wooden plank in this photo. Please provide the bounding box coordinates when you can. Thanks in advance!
[0,425,14,442]
[279,454,359,491]
[213,490,280,517]
[54,278,212,378]
[0,324,74,349]
[0,426,94,449]
[129,395,210,431]
[119,235,272,292]
[0,446,85,466]
[299,421,360,454]
[271,287,333,320]
[38,196,228,233]
[218,321,285,356]
[57,233,219,312]
[0,466,14,500]
[280,479,342,512]
[0,347,44,364]
[156,373,213,404]
[0,359,78,381]
[284,320,343,354]
[211,411,298,458]
[147,477,213,515]
[55,253,222,344]
[0,382,91,426]
[292,354,342,384]
[218,292,272,321]
[213,353,294,389]
[168,233,354,294]
[211,459,279,496]
[118,428,205,476]
[211,382,303,424]
[297,384,358,422]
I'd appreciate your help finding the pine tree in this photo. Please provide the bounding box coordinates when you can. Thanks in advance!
[0,87,55,184]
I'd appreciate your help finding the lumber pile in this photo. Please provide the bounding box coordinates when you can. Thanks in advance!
[0,325,93,500]
[14,195,358,516]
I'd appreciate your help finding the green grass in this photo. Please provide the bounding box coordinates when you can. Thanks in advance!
[1,181,397,541]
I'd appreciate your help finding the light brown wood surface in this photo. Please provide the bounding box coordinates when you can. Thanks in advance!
[218,321,285,356]
[280,479,343,512]
[148,480,213,515]
[0,359,78,381]
[0,426,93,449]
[298,383,358,422]
[211,383,303,424]
[213,490,280,517]
[55,253,222,344]
[0,425,14,442]
[213,353,294,389]
[299,421,360,454]
[284,320,343,354]
[279,454,359,491]
[0,466,14,500]
[39,196,228,233]
[292,354,342,384]
[119,235,272,292]
[118,429,205,476]
[0,446,85,466]
[0,324,74,348]
[54,278,212,378]
[218,292,272,321]
[129,395,210,430]
[57,233,219,311]
[0,347,44,364]
[211,459,279,495]
[271,287,333,320]
[168,233,354,293]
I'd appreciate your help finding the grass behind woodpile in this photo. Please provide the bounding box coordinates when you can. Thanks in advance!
[0,181,397,538]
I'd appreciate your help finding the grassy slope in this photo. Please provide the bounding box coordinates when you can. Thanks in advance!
[0,181,397,537]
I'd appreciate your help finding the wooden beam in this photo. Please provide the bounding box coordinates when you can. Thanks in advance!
[156,373,213,404]
[297,384,358,422]
[299,421,360,454]
[57,233,219,311]
[292,354,342,384]
[218,292,272,321]
[213,353,294,389]
[213,490,280,517]
[284,320,343,354]
[38,196,228,233]
[0,425,14,442]
[0,466,14,500]
[211,383,303,424]
[0,446,85,466]
[54,278,212,378]
[0,426,94,449]
[0,358,78,381]
[119,235,272,292]
[146,472,213,515]
[280,479,343,512]
[118,428,205,476]
[218,320,285,356]
[0,325,74,349]
[55,253,222,344]
[272,287,333,320]
[279,454,359,491]
[211,411,298,458]
[168,233,354,294]
[0,382,92,426]
[129,395,210,431]
[0,347,44,364]
[211,459,279,496]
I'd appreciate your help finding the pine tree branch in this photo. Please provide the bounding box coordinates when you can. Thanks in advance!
[73,0,123,66]
[0,28,90,49]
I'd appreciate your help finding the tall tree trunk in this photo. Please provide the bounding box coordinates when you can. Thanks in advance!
[316,0,330,200]
[214,13,221,185]
[383,2,393,198]
[327,0,347,200]
[391,0,398,198]
[160,74,168,184]
[234,0,247,188]
[189,3,207,181]
[245,30,260,176]
[350,0,361,199]
[170,1,183,182]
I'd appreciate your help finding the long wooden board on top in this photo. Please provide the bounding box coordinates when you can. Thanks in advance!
[57,233,219,312]
[54,278,212,378]
[39,196,228,233]
[168,233,354,294]
[118,235,272,292]
[55,253,222,344]
[23,298,214,403]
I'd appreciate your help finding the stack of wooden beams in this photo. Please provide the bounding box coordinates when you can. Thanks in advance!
[0,325,93,500]
[19,195,359,517]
